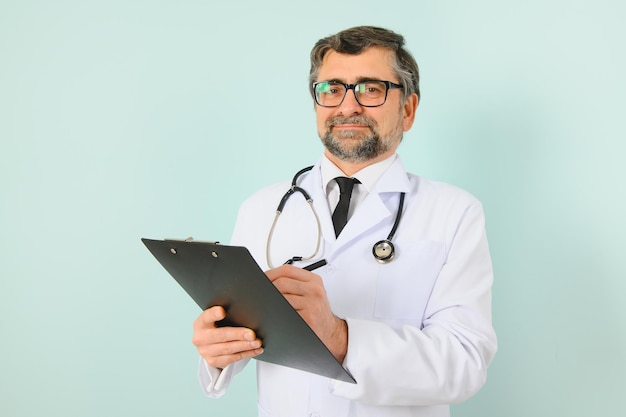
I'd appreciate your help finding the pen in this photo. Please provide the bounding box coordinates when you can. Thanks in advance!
[302,259,328,271]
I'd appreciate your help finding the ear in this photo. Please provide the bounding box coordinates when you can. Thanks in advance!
[401,93,419,131]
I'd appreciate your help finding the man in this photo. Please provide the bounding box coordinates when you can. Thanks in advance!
[192,26,497,417]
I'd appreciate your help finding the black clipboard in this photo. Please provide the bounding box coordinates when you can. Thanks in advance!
[141,238,355,383]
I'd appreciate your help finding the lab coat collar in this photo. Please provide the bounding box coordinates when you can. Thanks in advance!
[369,155,412,195]
[301,155,412,247]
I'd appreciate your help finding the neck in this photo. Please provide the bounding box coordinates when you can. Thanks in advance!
[324,150,393,176]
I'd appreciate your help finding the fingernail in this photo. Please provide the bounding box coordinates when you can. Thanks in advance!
[250,340,261,348]
[244,330,255,341]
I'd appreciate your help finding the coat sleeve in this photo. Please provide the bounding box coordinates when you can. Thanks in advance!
[198,358,250,398]
[329,202,497,406]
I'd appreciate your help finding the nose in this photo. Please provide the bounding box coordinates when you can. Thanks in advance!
[337,88,363,116]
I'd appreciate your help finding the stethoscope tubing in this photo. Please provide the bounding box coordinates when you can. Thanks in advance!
[265,165,404,268]
[266,166,321,268]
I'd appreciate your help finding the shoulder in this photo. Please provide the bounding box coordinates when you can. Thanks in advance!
[230,180,291,247]
[404,173,486,227]
[388,156,481,206]
[410,174,481,205]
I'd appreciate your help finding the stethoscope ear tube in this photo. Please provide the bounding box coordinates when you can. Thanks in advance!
[276,166,316,213]
[267,166,321,269]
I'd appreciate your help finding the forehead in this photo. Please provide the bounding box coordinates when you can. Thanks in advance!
[317,47,397,82]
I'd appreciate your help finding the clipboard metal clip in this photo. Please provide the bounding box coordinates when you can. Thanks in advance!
[164,237,221,255]
[164,237,220,244]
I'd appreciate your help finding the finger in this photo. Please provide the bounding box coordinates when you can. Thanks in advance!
[273,275,327,302]
[198,337,263,359]
[193,306,226,330]
[266,264,313,283]
[280,293,307,311]
[272,276,307,296]
[203,344,265,369]
[197,331,264,369]
[192,326,258,347]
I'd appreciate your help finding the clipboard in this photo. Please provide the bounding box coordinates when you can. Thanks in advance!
[141,238,355,383]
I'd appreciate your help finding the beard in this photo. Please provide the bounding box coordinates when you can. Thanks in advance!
[320,115,403,163]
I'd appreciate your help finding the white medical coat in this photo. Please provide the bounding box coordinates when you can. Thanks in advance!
[199,156,497,417]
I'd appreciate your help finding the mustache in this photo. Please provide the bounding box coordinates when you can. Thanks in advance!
[326,115,377,129]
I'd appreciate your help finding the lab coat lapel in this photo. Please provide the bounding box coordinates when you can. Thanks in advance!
[338,195,391,244]
[336,157,412,246]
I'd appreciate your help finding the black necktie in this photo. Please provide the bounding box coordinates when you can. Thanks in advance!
[332,177,359,237]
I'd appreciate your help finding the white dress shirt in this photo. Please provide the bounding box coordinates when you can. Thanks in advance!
[321,153,396,220]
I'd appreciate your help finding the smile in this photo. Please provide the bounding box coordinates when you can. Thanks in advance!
[332,124,370,129]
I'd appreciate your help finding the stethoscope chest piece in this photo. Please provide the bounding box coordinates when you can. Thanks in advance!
[373,239,395,264]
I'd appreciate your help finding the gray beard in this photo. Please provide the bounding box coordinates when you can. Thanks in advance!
[322,129,386,163]
[320,116,402,163]
[320,115,400,163]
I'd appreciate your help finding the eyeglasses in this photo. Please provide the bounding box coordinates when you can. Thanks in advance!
[313,80,403,108]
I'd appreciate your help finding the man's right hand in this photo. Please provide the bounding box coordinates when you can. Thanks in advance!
[192,306,264,369]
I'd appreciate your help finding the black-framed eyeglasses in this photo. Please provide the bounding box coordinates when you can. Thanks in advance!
[312,80,403,108]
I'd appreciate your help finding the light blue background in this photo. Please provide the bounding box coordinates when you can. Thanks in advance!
[1,1,625,416]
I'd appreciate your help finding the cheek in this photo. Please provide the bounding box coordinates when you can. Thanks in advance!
[385,109,404,131]
[371,111,393,132]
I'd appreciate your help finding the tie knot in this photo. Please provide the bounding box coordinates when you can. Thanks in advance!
[334,176,359,196]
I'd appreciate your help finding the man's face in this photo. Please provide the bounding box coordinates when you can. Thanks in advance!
[315,47,417,166]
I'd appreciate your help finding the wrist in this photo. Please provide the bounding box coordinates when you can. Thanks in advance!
[329,317,348,363]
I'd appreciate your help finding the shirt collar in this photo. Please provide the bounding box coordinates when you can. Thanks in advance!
[320,153,398,195]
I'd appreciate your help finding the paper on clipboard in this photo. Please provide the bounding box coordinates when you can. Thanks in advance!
[141,238,355,384]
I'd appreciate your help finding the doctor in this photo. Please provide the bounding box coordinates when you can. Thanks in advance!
[192,26,497,417]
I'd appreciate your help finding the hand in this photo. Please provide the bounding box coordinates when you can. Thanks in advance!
[192,306,264,369]
[266,264,348,363]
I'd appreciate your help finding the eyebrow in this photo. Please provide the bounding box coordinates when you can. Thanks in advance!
[320,76,387,84]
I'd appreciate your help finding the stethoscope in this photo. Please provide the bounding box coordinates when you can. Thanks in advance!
[266,165,405,268]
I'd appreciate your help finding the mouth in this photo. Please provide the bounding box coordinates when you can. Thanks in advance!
[332,124,370,130]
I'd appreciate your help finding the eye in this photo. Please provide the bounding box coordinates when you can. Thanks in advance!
[317,82,344,95]
[359,82,384,95]
[327,83,345,95]
[316,82,332,93]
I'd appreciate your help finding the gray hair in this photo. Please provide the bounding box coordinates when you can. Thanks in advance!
[309,26,420,102]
